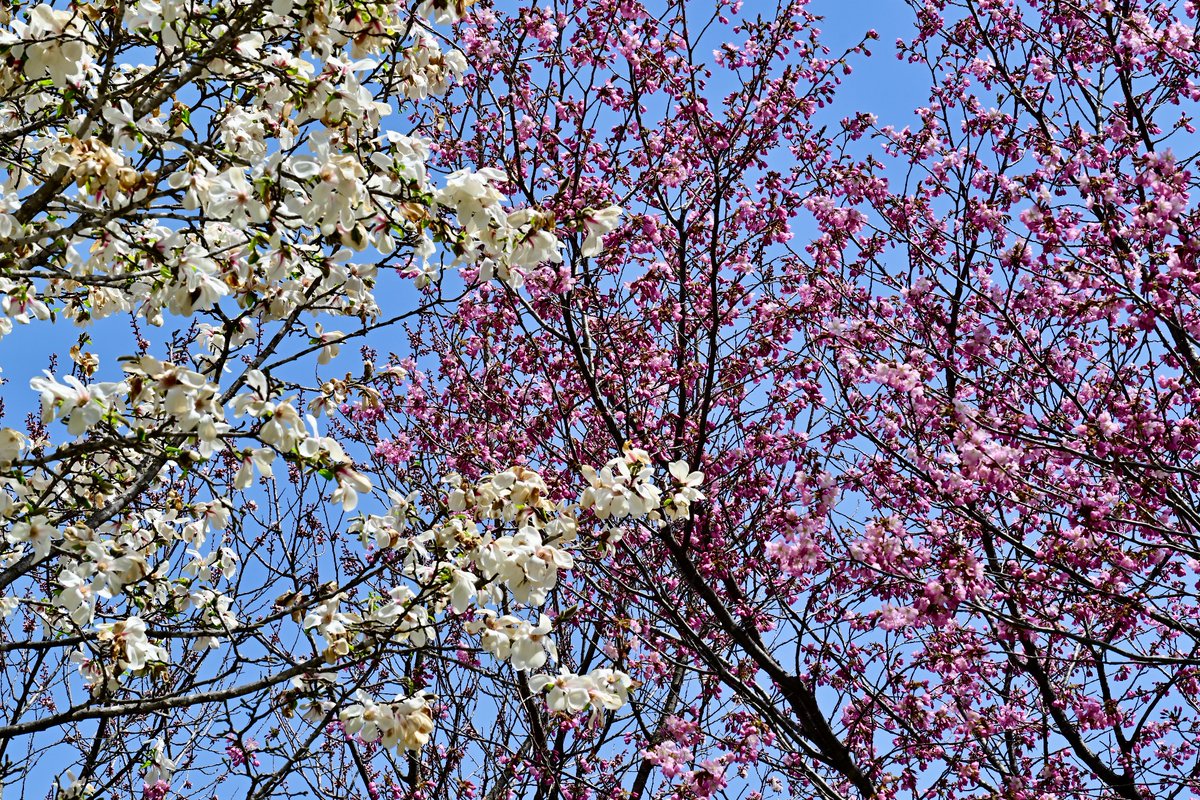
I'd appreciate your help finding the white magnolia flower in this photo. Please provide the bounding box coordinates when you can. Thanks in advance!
[205,169,267,226]
[330,463,372,511]
[528,670,594,712]
[580,458,662,520]
[30,373,124,436]
[0,428,25,464]
[234,447,275,489]
[7,515,59,561]
[56,770,96,800]
[310,323,344,365]
[390,693,435,750]
[0,596,19,618]
[436,168,505,234]
[12,5,94,87]
[188,588,239,648]
[230,370,273,418]
[446,567,476,614]
[372,586,433,646]
[97,616,168,672]
[665,460,705,520]
[340,692,387,742]
[580,205,622,257]
[143,738,175,785]
[416,0,468,26]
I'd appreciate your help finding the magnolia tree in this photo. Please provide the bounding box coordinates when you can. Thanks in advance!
[0,0,653,797]
[4,0,1200,799]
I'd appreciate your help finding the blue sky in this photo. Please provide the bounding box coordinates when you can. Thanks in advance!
[810,0,926,130]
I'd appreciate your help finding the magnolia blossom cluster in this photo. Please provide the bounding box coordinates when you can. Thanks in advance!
[466,611,557,670]
[230,369,374,510]
[390,34,468,98]
[581,445,705,523]
[528,667,635,725]
[2,5,95,87]
[97,616,166,673]
[338,691,435,751]
[0,0,624,356]
[0,0,468,762]
[433,166,622,288]
[50,503,238,690]
[1,354,369,661]
[301,584,436,665]
[311,455,701,732]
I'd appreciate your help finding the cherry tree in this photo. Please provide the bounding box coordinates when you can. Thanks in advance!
[343,0,1200,799]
